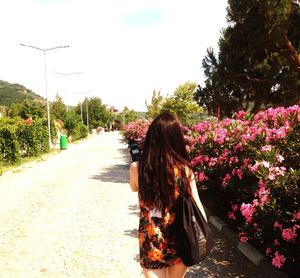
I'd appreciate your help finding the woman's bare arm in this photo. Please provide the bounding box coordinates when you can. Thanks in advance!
[129,162,139,192]
[187,169,208,223]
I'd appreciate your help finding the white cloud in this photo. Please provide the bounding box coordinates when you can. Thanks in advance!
[0,0,227,111]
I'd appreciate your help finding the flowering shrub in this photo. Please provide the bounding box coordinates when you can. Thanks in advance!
[122,119,150,149]
[188,105,299,276]
[123,105,300,276]
[0,116,50,164]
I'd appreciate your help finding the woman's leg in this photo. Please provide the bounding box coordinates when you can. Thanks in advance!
[166,262,187,278]
[143,268,166,278]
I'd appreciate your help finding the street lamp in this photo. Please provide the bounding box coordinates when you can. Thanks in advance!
[73,91,91,130]
[54,71,82,112]
[19,43,69,148]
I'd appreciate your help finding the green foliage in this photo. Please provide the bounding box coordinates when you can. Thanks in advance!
[16,118,49,157]
[161,82,203,125]
[0,116,50,164]
[122,106,139,124]
[75,97,114,129]
[195,0,300,117]
[51,94,67,121]
[0,80,45,107]
[64,111,87,141]
[8,99,46,119]
[145,90,164,119]
[0,118,21,163]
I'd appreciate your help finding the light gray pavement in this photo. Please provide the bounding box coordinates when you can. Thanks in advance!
[0,132,281,278]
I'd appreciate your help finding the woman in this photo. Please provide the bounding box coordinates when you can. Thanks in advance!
[129,112,208,278]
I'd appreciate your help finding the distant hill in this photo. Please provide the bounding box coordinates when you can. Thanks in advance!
[0,80,45,107]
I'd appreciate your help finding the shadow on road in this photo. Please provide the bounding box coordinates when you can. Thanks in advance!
[89,146,132,183]
[185,227,266,278]
[90,163,129,183]
[128,204,139,216]
[124,228,138,238]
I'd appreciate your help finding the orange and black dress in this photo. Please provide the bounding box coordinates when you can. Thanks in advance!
[138,171,183,269]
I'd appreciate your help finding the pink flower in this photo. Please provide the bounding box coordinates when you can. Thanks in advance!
[232,168,237,176]
[223,174,232,182]
[255,184,270,206]
[236,110,246,120]
[274,239,280,246]
[265,247,272,255]
[197,171,208,182]
[282,225,299,242]
[213,128,227,145]
[231,204,239,212]
[262,161,270,168]
[236,169,244,180]
[229,156,239,166]
[293,210,300,221]
[228,211,236,220]
[194,121,211,133]
[243,158,252,167]
[258,179,266,188]
[208,157,218,167]
[234,142,243,152]
[239,232,249,243]
[261,145,272,151]
[221,181,228,189]
[276,154,285,163]
[250,163,258,173]
[191,156,204,167]
[273,222,283,230]
[272,251,286,268]
[268,173,276,180]
[240,203,255,223]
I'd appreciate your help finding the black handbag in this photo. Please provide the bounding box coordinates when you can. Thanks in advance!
[172,194,213,266]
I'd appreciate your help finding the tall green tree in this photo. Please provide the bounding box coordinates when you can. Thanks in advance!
[162,82,203,125]
[50,93,67,121]
[8,99,46,119]
[122,106,139,124]
[145,90,164,119]
[75,97,113,129]
[195,0,300,117]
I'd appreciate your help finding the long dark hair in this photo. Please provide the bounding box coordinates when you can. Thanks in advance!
[138,112,190,210]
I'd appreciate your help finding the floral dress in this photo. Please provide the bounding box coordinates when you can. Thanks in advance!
[138,171,183,269]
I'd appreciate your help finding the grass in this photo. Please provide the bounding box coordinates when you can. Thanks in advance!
[0,148,59,176]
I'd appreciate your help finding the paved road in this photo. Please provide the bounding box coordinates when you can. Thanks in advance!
[0,132,267,278]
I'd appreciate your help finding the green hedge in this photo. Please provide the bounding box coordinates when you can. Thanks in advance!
[0,117,49,165]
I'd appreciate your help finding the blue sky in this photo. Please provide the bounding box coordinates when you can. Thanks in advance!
[0,0,228,111]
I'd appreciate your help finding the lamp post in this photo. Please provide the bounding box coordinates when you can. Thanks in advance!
[73,91,91,131]
[54,71,82,112]
[19,43,69,148]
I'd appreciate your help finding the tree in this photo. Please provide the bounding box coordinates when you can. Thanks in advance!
[195,0,300,117]
[50,93,67,121]
[8,99,46,119]
[145,90,164,119]
[75,97,113,129]
[122,106,139,124]
[161,82,203,125]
